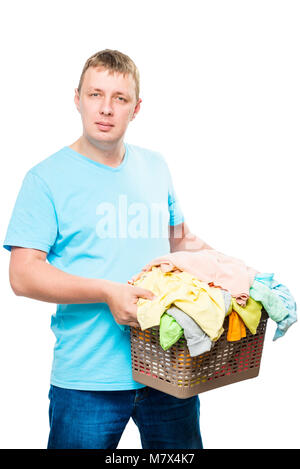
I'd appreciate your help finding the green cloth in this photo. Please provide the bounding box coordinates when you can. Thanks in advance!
[159,312,184,350]
[231,296,263,334]
[249,280,289,323]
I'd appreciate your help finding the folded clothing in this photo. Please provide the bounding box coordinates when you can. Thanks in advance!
[130,249,258,306]
[166,305,213,356]
[132,267,226,341]
[250,273,297,340]
[227,310,247,342]
[230,297,262,335]
[159,312,184,350]
[222,289,232,315]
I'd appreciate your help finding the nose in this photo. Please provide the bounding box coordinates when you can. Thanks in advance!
[99,97,113,116]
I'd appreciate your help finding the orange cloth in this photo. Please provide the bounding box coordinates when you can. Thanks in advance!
[227,310,247,342]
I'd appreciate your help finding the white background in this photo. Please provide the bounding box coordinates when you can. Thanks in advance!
[0,0,299,450]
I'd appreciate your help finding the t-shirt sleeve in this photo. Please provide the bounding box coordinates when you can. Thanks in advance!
[3,170,58,254]
[165,161,185,226]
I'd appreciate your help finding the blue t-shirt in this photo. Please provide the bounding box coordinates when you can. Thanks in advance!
[3,142,185,390]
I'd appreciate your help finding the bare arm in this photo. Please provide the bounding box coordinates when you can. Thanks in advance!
[169,222,214,253]
[9,247,155,327]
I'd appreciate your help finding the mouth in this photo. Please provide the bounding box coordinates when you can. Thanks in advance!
[95,122,114,131]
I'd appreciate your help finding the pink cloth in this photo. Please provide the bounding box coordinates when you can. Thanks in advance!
[130,249,259,306]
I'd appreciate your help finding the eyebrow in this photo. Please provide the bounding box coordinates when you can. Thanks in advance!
[88,87,131,98]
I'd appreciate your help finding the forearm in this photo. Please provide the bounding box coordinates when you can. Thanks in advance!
[12,259,114,304]
[170,232,214,252]
[169,222,214,253]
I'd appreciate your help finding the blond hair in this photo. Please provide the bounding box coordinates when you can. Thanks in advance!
[77,49,140,103]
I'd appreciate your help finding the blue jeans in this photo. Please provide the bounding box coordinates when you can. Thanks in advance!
[47,385,203,449]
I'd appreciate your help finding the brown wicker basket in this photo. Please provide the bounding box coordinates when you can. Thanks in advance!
[131,309,268,398]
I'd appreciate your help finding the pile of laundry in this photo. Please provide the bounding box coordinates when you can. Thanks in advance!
[128,250,297,357]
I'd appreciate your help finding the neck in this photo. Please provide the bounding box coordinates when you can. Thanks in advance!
[69,136,126,168]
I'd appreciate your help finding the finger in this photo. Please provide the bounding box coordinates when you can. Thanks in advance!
[128,322,141,329]
[136,288,157,300]
[130,264,155,283]
[142,258,163,270]
[130,272,143,282]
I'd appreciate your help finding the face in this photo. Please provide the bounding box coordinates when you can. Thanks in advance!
[74,66,142,146]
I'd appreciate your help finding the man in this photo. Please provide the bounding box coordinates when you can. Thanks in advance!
[3,49,211,449]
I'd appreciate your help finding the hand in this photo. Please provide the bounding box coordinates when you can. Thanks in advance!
[128,267,151,284]
[104,281,156,328]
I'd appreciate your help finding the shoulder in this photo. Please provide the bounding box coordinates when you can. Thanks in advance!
[127,142,168,169]
[24,147,70,188]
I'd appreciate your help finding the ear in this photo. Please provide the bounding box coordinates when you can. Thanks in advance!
[132,98,142,120]
[74,88,80,112]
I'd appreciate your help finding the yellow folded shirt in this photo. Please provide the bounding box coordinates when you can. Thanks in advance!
[132,267,226,341]
[231,297,262,334]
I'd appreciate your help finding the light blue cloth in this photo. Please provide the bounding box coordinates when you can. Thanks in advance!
[252,273,297,340]
[221,289,232,314]
[3,143,185,390]
[167,305,213,356]
[250,279,288,322]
